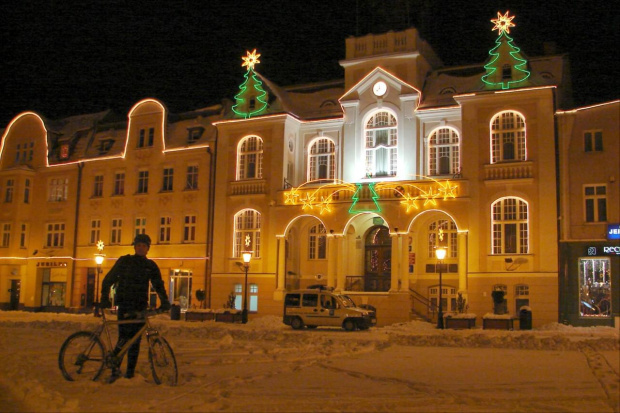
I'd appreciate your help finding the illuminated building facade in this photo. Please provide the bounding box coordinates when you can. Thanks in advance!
[1,23,617,327]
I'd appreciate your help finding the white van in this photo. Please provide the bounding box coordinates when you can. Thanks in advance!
[283,288,376,331]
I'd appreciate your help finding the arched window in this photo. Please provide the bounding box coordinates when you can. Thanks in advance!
[308,223,327,259]
[233,209,261,258]
[490,111,526,163]
[365,111,397,177]
[308,138,335,182]
[428,127,460,176]
[237,136,263,180]
[492,197,528,254]
[427,219,458,258]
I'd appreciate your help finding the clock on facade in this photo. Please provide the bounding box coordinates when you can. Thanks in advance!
[373,81,387,97]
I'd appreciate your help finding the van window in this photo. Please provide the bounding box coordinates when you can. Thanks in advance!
[302,293,318,307]
[321,295,337,309]
[285,294,301,307]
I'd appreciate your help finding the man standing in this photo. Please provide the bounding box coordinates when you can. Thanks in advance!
[100,234,170,380]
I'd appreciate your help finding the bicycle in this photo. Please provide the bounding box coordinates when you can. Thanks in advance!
[58,308,178,385]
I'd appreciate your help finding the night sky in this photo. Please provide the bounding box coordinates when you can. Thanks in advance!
[1,0,617,127]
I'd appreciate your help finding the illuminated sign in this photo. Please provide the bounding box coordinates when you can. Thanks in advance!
[608,224,620,240]
[587,246,620,256]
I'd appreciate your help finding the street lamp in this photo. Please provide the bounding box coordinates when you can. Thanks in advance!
[94,240,105,317]
[241,251,252,324]
[435,246,447,329]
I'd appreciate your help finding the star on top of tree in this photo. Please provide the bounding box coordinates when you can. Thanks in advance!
[491,11,516,35]
[241,49,261,71]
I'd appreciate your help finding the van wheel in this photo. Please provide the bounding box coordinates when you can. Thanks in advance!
[343,319,356,331]
[291,317,304,330]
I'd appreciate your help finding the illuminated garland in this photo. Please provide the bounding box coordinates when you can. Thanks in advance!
[232,50,269,118]
[283,177,458,215]
[481,11,530,90]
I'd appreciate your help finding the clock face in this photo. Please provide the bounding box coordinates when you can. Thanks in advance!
[373,81,387,97]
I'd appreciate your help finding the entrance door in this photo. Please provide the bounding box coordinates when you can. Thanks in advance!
[86,269,96,308]
[364,226,391,292]
[9,279,21,310]
[169,270,193,310]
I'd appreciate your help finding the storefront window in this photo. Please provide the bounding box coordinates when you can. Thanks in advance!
[41,270,66,307]
[579,258,611,317]
[169,269,192,311]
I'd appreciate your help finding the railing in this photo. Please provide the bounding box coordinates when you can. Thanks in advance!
[484,161,533,181]
[229,179,266,196]
[410,289,437,323]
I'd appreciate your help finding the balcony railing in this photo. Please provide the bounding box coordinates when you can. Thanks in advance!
[229,179,266,196]
[484,161,533,181]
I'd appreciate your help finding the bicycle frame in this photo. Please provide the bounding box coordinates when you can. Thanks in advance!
[99,309,157,362]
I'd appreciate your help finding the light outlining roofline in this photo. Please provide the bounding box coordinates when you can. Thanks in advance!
[0,112,49,167]
[122,98,168,157]
[556,99,620,114]
[454,85,556,100]
[339,66,423,111]
[163,143,210,153]
[0,255,208,262]
[416,105,460,112]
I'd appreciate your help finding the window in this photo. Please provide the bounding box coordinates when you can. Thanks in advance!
[429,285,457,313]
[59,144,70,160]
[90,219,101,244]
[41,269,65,307]
[237,136,263,180]
[15,141,34,165]
[113,173,125,196]
[4,179,14,203]
[365,111,398,177]
[584,185,607,222]
[134,217,146,237]
[19,223,29,248]
[249,283,258,312]
[308,223,327,259]
[234,283,243,310]
[428,127,460,176]
[187,127,204,143]
[584,131,603,152]
[162,168,174,192]
[48,178,68,202]
[110,218,122,245]
[186,165,198,190]
[491,111,526,163]
[492,284,508,314]
[515,284,530,314]
[308,138,336,181]
[233,209,261,258]
[92,175,103,197]
[579,257,611,318]
[183,215,196,242]
[427,219,458,258]
[159,216,172,243]
[24,179,30,203]
[492,197,529,254]
[46,222,65,247]
[1,223,10,248]
[137,170,149,194]
[138,127,155,148]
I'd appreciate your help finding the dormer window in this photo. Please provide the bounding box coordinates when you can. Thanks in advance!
[502,64,511,80]
[187,127,204,144]
[59,144,70,160]
[99,139,114,154]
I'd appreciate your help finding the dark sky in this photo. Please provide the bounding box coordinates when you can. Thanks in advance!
[1,0,617,127]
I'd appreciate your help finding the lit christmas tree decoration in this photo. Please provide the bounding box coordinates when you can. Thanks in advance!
[232,49,269,118]
[482,11,531,90]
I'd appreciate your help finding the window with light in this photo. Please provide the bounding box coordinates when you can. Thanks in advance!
[492,197,528,254]
[233,209,261,258]
[237,136,263,180]
[491,111,526,163]
[308,223,327,259]
[308,138,335,181]
[365,111,398,177]
[428,127,460,176]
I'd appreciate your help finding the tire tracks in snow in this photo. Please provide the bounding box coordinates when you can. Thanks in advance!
[581,344,620,412]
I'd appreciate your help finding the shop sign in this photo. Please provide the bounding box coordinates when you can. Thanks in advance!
[587,246,620,256]
[608,224,620,240]
[36,262,68,267]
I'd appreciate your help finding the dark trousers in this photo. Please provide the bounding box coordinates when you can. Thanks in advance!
[114,307,145,374]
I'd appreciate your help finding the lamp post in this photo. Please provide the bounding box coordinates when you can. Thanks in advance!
[241,251,252,324]
[93,240,105,317]
[435,246,447,329]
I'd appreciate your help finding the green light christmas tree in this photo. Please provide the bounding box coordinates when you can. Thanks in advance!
[232,49,269,118]
[481,11,530,90]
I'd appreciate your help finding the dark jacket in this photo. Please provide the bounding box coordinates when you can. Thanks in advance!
[101,254,169,311]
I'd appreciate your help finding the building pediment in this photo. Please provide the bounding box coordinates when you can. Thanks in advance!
[339,67,419,104]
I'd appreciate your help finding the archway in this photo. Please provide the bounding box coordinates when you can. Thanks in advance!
[364,225,391,292]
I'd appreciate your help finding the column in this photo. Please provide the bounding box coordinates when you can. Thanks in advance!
[274,236,286,300]
[390,234,400,292]
[458,231,468,293]
[401,234,410,291]
[336,235,347,291]
[327,235,338,289]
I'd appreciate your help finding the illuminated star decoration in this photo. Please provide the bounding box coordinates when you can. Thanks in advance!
[241,49,261,71]
[318,196,332,215]
[300,193,316,210]
[96,240,105,252]
[400,194,419,213]
[491,11,516,35]
[245,234,251,248]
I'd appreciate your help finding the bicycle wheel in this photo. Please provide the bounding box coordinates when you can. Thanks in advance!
[59,331,105,382]
[148,335,178,386]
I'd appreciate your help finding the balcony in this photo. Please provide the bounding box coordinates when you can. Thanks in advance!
[229,179,266,196]
[484,161,533,183]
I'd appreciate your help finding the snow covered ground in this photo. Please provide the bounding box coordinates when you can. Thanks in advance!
[0,311,618,412]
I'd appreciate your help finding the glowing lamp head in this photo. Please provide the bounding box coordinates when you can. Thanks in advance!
[435,247,447,260]
[94,254,105,265]
[242,251,252,264]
